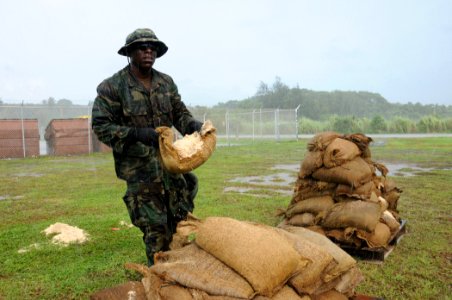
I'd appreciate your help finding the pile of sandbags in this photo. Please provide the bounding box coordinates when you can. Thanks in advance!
[126,214,364,299]
[279,132,403,249]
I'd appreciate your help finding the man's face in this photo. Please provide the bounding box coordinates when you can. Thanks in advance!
[129,42,158,73]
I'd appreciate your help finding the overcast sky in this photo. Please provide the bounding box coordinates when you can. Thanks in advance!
[1,0,451,107]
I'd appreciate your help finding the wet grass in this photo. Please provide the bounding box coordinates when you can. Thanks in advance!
[0,137,451,299]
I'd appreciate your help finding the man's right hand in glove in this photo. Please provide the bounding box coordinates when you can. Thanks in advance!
[131,127,159,148]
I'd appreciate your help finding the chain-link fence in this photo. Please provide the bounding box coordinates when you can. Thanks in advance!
[0,104,301,158]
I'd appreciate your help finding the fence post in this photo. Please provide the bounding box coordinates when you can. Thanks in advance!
[87,105,92,154]
[225,110,230,146]
[275,108,280,141]
[295,104,301,140]
[20,101,26,158]
[252,109,256,141]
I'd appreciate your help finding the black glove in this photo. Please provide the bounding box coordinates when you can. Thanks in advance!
[187,120,203,134]
[132,127,159,148]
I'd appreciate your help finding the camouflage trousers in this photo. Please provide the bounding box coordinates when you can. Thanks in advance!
[123,172,197,266]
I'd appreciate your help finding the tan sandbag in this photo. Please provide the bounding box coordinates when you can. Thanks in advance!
[342,133,373,153]
[196,217,307,297]
[305,225,326,236]
[90,281,146,300]
[279,225,356,283]
[307,131,342,152]
[286,196,334,218]
[334,266,364,297]
[381,210,401,232]
[169,213,202,250]
[357,222,391,248]
[253,285,309,300]
[156,120,216,174]
[287,213,316,227]
[151,243,255,299]
[312,290,348,300]
[312,157,374,188]
[291,178,337,204]
[325,228,362,248]
[321,200,381,232]
[299,150,324,178]
[323,138,361,168]
[276,229,336,295]
[383,189,402,211]
[334,181,378,201]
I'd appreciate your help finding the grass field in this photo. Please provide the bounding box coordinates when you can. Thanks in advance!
[0,137,451,299]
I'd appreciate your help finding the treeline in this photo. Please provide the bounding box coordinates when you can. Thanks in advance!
[299,115,452,134]
[214,77,452,120]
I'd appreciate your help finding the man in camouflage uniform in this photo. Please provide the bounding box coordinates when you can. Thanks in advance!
[92,28,202,266]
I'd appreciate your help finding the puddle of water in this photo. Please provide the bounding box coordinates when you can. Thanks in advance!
[223,186,292,197]
[229,172,295,186]
[13,173,44,177]
[0,195,24,201]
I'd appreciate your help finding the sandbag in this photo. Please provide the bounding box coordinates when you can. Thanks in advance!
[307,131,342,152]
[195,217,307,297]
[291,178,337,203]
[342,133,373,153]
[312,157,374,188]
[286,196,335,217]
[357,222,391,248]
[253,285,309,300]
[333,266,364,297]
[90,281,146,300]
[169,213,202,250]
[312,290,348,300]
[279,225,356,283]
[287,213,316,227]
[151,243,255,299]
[323,138,361,168]
[381,210,400,232]
[320,200,381,232]
[334,181,378,201]
[383,189,402,211]
[299,150,324,178]
[156,120,216,174]
[276,229,336,295]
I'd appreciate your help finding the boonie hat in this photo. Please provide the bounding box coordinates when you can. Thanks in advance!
[118,28,168,57]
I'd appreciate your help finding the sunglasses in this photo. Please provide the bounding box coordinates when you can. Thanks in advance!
[132,42,159,52]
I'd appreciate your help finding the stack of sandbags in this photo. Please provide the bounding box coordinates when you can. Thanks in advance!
[126,215,364,299]
[280,132,403,249]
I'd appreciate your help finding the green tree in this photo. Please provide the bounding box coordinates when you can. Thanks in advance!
[370,115,387,133]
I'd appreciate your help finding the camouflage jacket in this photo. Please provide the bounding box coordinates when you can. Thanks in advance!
[92,66,197,183]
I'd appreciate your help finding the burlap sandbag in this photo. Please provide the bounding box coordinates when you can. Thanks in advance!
[325,228,362,248]
[291,178,337,204]
[299,150,324,178]
[312,157,374,188]
[276,229,336,295]
[334,266,364,297]
[195,217,307,297]
[156,120,216,174]
[357,222,391,248]
[381,210,400,232]
[320,200,381,232]
[279,225,356,283]
[342,133,373,153]
[286,196,334,218]
[151,243,255,299]
[253,285,309,300]
[323,138,361,168]
[307,131,342,152]
[312,289,348,300]
[169,213,202,250]
[287,213,316,227]
[334,181,378,201]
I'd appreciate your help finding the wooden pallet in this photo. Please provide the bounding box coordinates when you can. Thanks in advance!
[340,219,407,263]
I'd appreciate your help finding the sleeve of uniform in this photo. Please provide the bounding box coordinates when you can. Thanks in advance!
[167,79,198,136]
[91,80,133,154]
